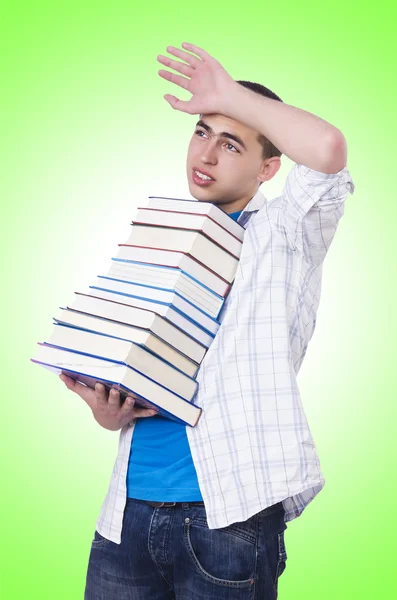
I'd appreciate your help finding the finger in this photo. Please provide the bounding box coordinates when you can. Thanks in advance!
[60,374,88,395]
[166,45,201,68]
[59,373,76,389]
[157,54,193,78]
[120,395,136,415]
[164,94,193,114]
[59,373,96,408]
[181,42,211,61]
[121,395,158,417]
[106,387,121,407]
[131,406,159,418]
[158,69,190,90]
[95,382,109,406]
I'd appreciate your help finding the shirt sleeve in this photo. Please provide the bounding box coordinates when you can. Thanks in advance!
[268,163,356,266]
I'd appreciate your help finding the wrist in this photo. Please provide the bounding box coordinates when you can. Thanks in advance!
[218,82,248,119]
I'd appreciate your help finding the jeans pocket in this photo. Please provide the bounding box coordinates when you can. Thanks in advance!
[91,529,111,549]
[275,530,288,581]
[183,517,256,588]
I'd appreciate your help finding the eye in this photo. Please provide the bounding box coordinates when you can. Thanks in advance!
[224,142,239,153]
[194,130,239,153]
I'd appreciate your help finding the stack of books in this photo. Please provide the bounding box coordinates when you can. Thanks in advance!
[31,197,245,426]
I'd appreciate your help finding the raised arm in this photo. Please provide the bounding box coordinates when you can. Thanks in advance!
[157,42,347,173]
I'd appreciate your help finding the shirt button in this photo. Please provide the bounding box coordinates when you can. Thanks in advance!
[185,517,190,524]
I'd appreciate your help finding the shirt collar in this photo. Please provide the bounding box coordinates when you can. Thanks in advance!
[244,187,267,212]
[238,187,267,227]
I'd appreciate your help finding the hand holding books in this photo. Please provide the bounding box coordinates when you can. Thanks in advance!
[59,375,158,430]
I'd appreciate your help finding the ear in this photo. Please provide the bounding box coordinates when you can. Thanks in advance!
[257,157,281,184]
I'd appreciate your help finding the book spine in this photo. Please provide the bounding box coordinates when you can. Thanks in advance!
[32,360,201,426]
[134,208,244,242]
[89,285,218,335]
[51,321,200,378]
[40,342,198,402]
[98,275,220,322]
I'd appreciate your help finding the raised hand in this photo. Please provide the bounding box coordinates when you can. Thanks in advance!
[59,374,158,431]
[157,42,236,115]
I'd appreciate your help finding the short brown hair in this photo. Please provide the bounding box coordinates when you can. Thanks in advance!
[236,80,283,159]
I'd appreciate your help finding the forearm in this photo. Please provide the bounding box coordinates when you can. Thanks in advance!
[220,83,347,173]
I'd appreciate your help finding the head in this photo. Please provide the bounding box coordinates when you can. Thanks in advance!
[186,81,283,213]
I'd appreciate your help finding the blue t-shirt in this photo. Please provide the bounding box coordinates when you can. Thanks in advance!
[127,209,242,500]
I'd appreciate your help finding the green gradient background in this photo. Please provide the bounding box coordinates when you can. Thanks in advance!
[1,1,395,598]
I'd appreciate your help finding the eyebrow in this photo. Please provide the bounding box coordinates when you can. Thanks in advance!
[195,120,247,151]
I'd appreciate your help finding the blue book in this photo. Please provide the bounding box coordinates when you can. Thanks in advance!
[108,260,224,318]
[81,287,216,348]
[90,276,220,335]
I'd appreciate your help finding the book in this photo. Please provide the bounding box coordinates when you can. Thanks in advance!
[123,226,239,283]
[90,276,220,335]
[32,197,246,426]
[115,247,230,297]
[145,196,245,241]
[44,324,198,400]
[53,307,199,377]
[68,293,207,364]
[107,260,224,318]
[132,208,243,258]
[31,344,202,427]
[80,288,215,347]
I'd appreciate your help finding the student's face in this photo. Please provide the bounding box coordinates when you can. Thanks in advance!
[186,113,279,213]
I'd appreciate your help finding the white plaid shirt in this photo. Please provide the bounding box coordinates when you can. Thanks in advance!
[96,162,355,543]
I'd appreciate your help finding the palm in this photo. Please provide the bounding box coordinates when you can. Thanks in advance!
[157,42,235,115]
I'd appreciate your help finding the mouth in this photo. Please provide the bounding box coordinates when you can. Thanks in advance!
[192,167,216,187]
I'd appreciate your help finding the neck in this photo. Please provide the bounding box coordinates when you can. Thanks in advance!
[215,189,258,214]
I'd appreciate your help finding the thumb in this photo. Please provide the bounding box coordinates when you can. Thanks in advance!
[59,373,96,408]
[164,95,192,113]
[60,373,77,390]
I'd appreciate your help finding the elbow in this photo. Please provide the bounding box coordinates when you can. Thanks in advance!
[321,130,348,174]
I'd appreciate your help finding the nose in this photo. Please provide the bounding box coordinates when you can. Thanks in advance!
[201,139,218,164]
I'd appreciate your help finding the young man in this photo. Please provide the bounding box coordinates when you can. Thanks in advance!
[61,43,355,599]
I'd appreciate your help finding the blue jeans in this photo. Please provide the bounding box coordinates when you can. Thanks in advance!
[84,498,288,599]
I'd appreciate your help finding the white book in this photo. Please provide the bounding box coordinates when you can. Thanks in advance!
[68,293,206,364]
[145,196,245,241]
[108,260,224,318]
[54,307,199,377]
[31,344,201,427]
[92,276,220,335]
[133,208,243,258]
[82,287,215,347]
[115,247,230,297]
[45,324,198,400]
[123,226,239,283]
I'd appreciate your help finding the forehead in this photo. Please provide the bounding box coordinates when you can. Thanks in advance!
[197,113,259,142]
